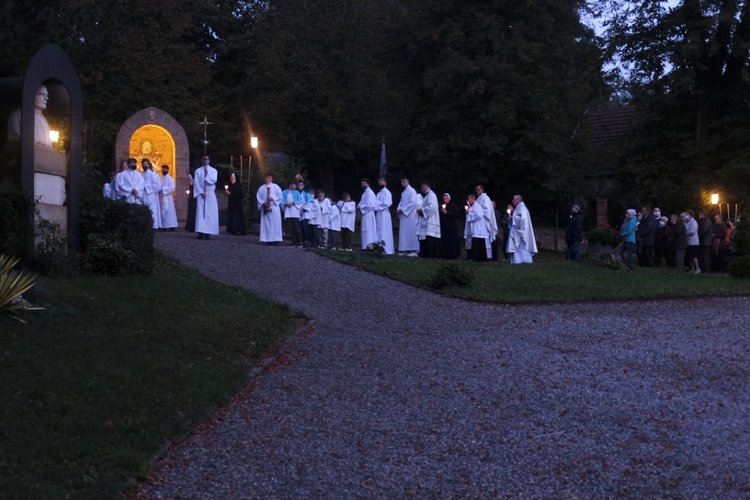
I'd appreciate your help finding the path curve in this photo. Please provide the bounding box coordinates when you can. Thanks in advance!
[140,231,750,498]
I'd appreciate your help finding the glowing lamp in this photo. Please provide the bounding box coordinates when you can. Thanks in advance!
[49,130,60,143]
[250,136,259,149]
[711,193,719,205]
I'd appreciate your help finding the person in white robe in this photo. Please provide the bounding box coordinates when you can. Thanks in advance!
[317,189,332,248]
[193,155,219,239]
[141,159,162,229]
[115,158,145,203]
[339,193,356,251]
[396,177,419,256]
[256,173,283,244]
[159,165,178,230]
[464,194,489,261]
[304,186,321,247]
[375,178,394,254]
[358,179,379,249]
[417,182,441,258]
[508,194,538,263]
[329,200,341,249]
[103,172,115,199]
[475,184,498,260]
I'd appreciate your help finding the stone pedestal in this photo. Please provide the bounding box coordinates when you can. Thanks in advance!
[1,142,68,231]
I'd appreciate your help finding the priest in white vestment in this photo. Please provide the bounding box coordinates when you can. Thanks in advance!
[508,194,538,263]
[193,156,220,240]
[358,179,379,249]
[396,178,419,255]
[475,184,498,260]
[417,182,441,258]
[256,173,283,244]
[159,165,178,230]
[115,158,145,203]
[464,194,489,261]
[141,159,162,229]
[375,178,394,254]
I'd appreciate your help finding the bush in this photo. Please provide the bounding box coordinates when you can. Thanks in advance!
[585,227,622,247]
[0,192,35,262]
[0,254,43,322]
[728,255,750,279]
[733,214,750,256]
[33,219,79,277]
[80,199,154,275]
[429,263,474,289]
[365,240,387,257]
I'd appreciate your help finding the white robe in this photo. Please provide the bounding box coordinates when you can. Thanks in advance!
[159,173,178,229]
[193,165,219,235]
[464,201,488,245]
[115,169,145,204]
[508,201,538,263]
[318,197,331,229]
[142,169,162,229]
[256,182,283,242]
[359,187,379,248]
[339,201,356,231]
[329,204,341,232]
[418,190,441,240]
[375,187,394,254]
[476,192,498,259]
[397,185,419,252]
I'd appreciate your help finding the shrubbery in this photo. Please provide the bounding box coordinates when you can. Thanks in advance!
[429,263,474,289]
[0,192,34,262]
[80,199,154,275]
[728,255,750,279]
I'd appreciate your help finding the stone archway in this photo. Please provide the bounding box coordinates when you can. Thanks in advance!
[114,107,190,220]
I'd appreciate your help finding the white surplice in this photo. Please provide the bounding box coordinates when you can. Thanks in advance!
[475,192,498,259]
[256,182,283,242]
[397,184,419,252]
[359,187,379,249]
[159,173,178,229]
[418,190,441,240]
[508,201,538,263]
[115,168,145,204]
[193,165,219,235]
[375,187,394,254]
[142,169,162,229]
[339,201,356,231]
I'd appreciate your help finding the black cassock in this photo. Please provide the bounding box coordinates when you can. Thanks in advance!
[440,201,461,260]
[226,182,246,235]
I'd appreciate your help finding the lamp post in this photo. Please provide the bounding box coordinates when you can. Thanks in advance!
[711,193,719,205]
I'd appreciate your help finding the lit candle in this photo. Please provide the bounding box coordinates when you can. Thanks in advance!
[225,185,229,190]
[185,189,190,197]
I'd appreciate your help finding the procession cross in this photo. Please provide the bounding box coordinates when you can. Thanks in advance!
[198,115,213,155]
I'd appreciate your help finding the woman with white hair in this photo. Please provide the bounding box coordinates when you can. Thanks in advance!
[618,209,637,268]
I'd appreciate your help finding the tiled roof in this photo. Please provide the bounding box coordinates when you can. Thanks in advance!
[573,106,643,148]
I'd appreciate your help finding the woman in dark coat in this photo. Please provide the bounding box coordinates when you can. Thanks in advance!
[225,172,246,235]
[439,193,461,259]
[185,168,197,233]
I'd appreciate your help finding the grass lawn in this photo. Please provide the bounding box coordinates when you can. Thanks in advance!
[318,248,750,302]
[0,254,301,498]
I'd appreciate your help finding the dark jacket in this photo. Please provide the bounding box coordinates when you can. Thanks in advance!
[565,211,584,243]
[670,220,687,250]
[698,217,714,246]
[654,222,671,248]
[637,214,658,246]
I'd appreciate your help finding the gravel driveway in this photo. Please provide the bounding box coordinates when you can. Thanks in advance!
[139,230,750,498]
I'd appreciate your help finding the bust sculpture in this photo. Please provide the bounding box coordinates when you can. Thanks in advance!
[6,85,53,147]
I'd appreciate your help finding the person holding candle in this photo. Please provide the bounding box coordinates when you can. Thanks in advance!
[440,193,461,259]
[225,172,246,235]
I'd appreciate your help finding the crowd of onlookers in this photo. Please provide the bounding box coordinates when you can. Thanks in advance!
[614,206,736,273]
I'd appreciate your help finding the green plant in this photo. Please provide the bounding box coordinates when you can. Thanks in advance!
[429,263,474,289]
[33,219,79,277]
[80,199,154,275]
[0,192,35,262]
[577,252,629,271]
[585,227,623,247]
[733,214,750,256]
[0,254,43,322]
[728,255,750,279]
[365,240,387,257]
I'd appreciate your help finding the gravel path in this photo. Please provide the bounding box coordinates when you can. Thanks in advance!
[140,230,750,498]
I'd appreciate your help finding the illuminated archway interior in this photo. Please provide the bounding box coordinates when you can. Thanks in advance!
[130,124,177,203]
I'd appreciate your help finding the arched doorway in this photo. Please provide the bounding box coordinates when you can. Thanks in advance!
[114,107,190,220]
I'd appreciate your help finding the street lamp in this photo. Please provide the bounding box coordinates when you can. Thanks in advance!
[251,136,259,149]
[49,130,59,143]
[711,193,719,205]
